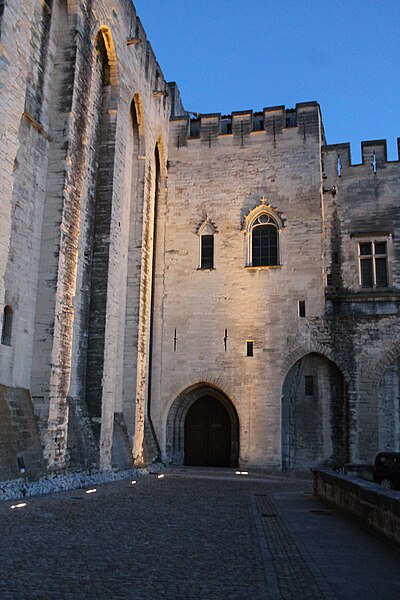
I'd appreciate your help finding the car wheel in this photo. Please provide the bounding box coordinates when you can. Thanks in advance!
[380,478,392,489]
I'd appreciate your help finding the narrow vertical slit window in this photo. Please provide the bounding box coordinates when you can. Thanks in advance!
[298,300,306,318]
[1,305,13,346]
[246,341,254,357]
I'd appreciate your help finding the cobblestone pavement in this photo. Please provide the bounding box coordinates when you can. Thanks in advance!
[0,468,400,599]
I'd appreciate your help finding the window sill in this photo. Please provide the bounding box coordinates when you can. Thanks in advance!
[197,267,216,271]
[245,265,282,270]
[326,289,399,302]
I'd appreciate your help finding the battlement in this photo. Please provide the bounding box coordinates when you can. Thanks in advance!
[322,138,400,180]
[170,102,323,148]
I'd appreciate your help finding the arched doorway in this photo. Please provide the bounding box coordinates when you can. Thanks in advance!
[184,395,231,467]
[282,353,348,469]
[166,384,239,467]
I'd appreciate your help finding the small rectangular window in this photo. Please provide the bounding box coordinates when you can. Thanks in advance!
[305,376,314,396]
[298,301,306,318]
[201,235,214,269]
[359,241,388,288]
[246,341,254,357]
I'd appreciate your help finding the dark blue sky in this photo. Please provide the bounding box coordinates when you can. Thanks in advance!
[133,0,400,162]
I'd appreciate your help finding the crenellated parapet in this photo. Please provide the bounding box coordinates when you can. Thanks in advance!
[169,101,323,148]
[322,138,400,182]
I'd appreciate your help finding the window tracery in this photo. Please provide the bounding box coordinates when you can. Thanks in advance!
[243,199,284,267]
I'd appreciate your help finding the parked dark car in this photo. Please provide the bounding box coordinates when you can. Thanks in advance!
[373,452,400,489]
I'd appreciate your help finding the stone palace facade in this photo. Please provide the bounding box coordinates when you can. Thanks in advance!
[0,0,399,480]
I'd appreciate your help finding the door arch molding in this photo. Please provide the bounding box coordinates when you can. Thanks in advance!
[165,383,239,466]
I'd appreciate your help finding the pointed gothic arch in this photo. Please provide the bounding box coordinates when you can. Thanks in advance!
[243,199,285,267]
[98,26,119,85]
[165,383,240,467]
[84,27,120,434]
[121,94,147,438]
[281,352,349,469]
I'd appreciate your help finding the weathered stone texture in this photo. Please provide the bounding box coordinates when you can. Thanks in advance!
[0,0,399,479]
[155,105,327,468]
[0,385,45,479]
[0,0,170,477]
[157,106,400,468]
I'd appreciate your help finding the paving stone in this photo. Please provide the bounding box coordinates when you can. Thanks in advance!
[0,470,399,599]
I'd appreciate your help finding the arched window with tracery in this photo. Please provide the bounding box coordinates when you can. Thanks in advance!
[1,305,13,346]
[244,200,284,267]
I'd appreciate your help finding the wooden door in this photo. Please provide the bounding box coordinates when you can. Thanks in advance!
[184,395,231,467]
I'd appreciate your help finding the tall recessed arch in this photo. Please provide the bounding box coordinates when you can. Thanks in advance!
[121,95,147,438]
[132,139,167,464]
[84,27,119,433]
[131,93,146,157]
[98,25,119,89]
[281,353,349,469]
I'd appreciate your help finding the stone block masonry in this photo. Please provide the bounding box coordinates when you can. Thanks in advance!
[313,468,400,548]
[160,104,399,469]
[0,0,399,480]
[0,0,173,478]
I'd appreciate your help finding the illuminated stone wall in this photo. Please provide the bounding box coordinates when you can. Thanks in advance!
[155,105,327,468]
[153,109,400,468]
[0,0,399,479]
[0,0,173,477]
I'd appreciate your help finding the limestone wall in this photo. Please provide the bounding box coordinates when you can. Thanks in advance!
[0,0,172,476]
[1,0,399,478]
[153,108,400,469]
[153,104,326,468]
[321,142,400,462]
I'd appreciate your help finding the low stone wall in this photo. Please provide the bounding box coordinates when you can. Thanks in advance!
[312,468,400,547]
[0,464,166,502]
